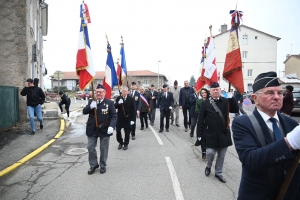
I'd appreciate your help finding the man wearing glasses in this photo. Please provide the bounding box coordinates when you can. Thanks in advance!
[232,71,300,199]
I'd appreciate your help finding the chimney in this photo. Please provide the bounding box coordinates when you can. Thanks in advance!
[286,54,290,59]
[221,24,227,33]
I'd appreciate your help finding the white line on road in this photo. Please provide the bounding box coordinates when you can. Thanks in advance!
[165,157,184,200]
[149,125,164,145]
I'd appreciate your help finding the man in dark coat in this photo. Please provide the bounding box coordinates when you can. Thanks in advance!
[233,89,246,117]
[232,72,300,199]
[280,85,294,116]
[130,81,141,140]
[83,84,117,175]
[157,84,174,133]
[197,82,238,183]
[148,84,158,126]
[138,86,151,130]
[114,86,136,150]
[59,91,71,119]
[179,80,195,132]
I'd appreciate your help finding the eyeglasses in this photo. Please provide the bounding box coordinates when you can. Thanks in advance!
[256,90,284,97]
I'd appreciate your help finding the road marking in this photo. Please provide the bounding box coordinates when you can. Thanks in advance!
[149,125,164,145]
[165,157,184,200]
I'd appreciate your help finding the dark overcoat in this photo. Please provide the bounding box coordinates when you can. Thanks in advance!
[149,90,158,109]
[197,97,238,148]
[189,93,198,117]
[232,108,300,200]
[138,92,151,113]
[114,95,136,129]
[83,98,117,137]
[157,92,174,111]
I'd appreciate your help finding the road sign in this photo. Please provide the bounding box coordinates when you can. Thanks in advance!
[243,98,252,107]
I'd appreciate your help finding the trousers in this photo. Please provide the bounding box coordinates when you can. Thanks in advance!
[206,147,227,175]
[27,105,43,132]
[87,135,110,168]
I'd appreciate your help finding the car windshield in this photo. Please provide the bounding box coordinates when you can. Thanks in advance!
[293,93,300,98]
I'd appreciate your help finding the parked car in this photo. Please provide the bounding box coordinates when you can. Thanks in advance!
[75,91,83,100]
[293,92,300,110]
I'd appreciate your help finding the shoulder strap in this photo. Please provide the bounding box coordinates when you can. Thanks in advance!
[210,98,226,127]
[247,113,276,199]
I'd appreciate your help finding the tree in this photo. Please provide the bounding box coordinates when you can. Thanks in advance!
[189,75,196,87]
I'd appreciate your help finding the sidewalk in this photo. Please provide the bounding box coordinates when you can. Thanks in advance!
[0,99,84,177]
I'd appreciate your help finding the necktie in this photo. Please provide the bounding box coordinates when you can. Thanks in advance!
[269,118,283,141]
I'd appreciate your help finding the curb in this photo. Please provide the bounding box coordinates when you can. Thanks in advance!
[0,119,65,177]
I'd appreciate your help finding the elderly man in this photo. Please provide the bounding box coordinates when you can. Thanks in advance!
[115,86,136,150]
[138,86,151,130]
[83,84,117,175]
[130,82,141,140]
[197,82,238,183]
[232,72,300,199]
[179,80,194,132]
[170,80,180,127]
[148,84,158,126]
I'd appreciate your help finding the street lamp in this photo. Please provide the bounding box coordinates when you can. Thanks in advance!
[158,61,161,89]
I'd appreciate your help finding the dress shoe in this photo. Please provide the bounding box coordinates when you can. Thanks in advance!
[88,164,99,175]
[146,126,148,129]
[176,124,180,127]
[100,167,106,174]
[205,167,211,176]
[190,132,194,137]
[140,127,144,130]
[215,174,226,183]
[40,124,43,129]
[150,122,154,126]
[118,144,123,150]
[184,128,188,132]
[166,129,169,132]
[202,153,206,160]
[123,145,128,150]
[159,129,163,133]
[171,120,174,125]
[29,131,35,136]
[132,136,136,140]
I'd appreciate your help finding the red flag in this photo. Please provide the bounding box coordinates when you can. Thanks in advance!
[195,47,206,92]
[223,10,244,94]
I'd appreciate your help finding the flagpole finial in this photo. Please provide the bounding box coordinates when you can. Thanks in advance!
[120,36,124,46]
[82,0,84,3]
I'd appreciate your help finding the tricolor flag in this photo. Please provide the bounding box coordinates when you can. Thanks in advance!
[223,10,244,94]
[204,37,218,83]
[76,3,95,90]
[195,46,206,92]
[116,39,128,87]
[103,43,118,99]
[140,94,149,107]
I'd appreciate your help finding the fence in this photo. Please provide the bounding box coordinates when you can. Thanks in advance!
[0,86,19,130]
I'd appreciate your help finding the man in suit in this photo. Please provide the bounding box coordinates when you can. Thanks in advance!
[157,84,174,133]
[170,80,180,127]
[232,71,300,199]
[138,86,151,130]
[197,82,239,183]
[83,84,117,175]
[148,84,158,126]
[115,86,136,150]
[130,81,141,140]
[179,80,194,132]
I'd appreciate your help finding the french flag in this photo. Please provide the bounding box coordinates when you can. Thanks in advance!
[117,41,128,87]
[204,37,218,84]
[103,43,118,99]
[76,3,95,90]
[195,46,207,92]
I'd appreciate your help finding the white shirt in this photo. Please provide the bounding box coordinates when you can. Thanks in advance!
[257,109,281,132]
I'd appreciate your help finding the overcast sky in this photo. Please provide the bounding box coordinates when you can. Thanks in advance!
[43,0,300,88]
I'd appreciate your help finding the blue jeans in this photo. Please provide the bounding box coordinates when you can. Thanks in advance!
[27,105,43,132]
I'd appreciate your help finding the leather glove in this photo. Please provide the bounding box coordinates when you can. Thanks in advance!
[169,106,172,109]
[227,93,233,98]
[107,127,114,134]
[130,121,134,125]
[118,99,123,104]
[286,125,300,150]
[90,101,97,109]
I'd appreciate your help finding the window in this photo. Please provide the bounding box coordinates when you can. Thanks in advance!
[242,35,248,44]
[255,36,258,39]
[144,80,148,84]
[242,51,248,59]
[247,69,253,77]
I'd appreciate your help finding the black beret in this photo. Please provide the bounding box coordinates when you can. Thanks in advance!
[96,84,106,90]
[210,82,220,88]
[131,81,136,85]
[174,80,178,85]
[286,85,294,92]
[150,84,155,87]
[162,84,168,88]
[252,71,281,93]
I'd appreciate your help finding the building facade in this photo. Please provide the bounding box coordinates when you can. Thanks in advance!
[284,55,300,78]
[50,70,168,91]
[0,0,48,121]
[214,24,280,92]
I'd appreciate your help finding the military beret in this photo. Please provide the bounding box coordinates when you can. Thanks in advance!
[96,84,106,90]
[174,80,178,85]
[210,82,220,88]
[131,81,136,85]
[252,71,281,93]
[162,84,168,88]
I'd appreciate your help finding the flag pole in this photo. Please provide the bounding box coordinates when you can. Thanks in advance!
[121,36,129,88]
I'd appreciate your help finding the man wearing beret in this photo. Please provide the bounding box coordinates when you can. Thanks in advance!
[157,84,174,132]
[83,84,117,175]
[130,81,141,140]
[197,82,238,183]
[170,80,180,127]
[232,71,300,199]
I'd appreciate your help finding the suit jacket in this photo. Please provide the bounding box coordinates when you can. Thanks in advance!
[232,108,300,200]
[197,97,238,148]
[179,86,194,107]
[149,90,158,109]
[138,92,151,112]
[114,95,136,129]
[83,98,117,137]
[157,92,174,111]
[131,90,141,112]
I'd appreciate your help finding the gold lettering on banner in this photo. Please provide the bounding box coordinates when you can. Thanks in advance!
[226,31,240,53]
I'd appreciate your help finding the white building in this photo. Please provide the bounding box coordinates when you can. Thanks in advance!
[214,24,280,92]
